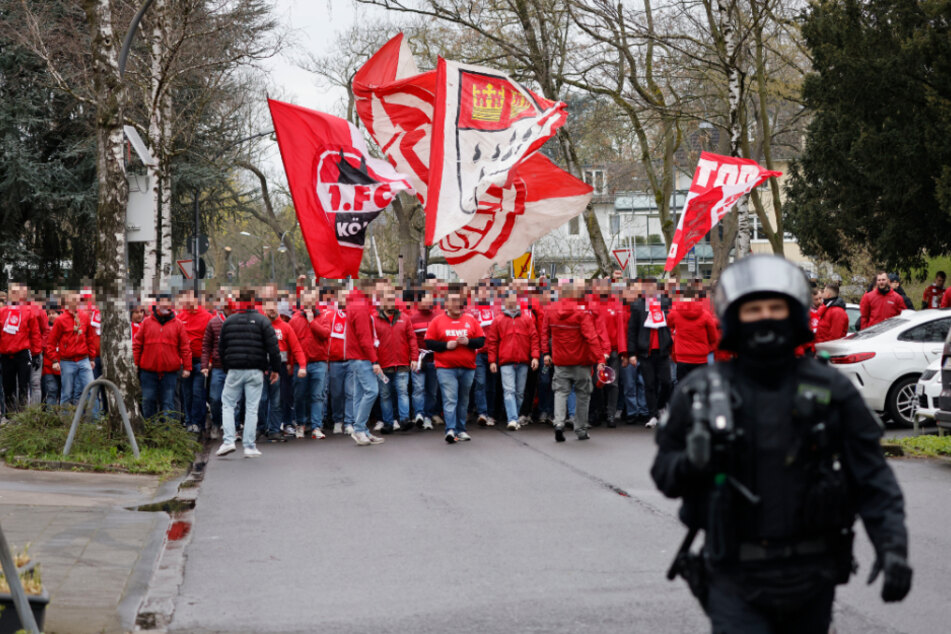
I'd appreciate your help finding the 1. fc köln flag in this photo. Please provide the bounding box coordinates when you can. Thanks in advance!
[664,152,782,272]
[426,58,567,245]
[268,99,414,278]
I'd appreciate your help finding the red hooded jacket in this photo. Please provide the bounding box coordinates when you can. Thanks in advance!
[344,290,378,363]
[270,316,307,368]
[178,306,212,362]
[486,309,540,365]
[373,309,419,368]
[47,309,95,363]
[815,297,850,343]
[0,303,41,356]
[133,310,191,373]
[667,301,718,365]
[541,299,604,366]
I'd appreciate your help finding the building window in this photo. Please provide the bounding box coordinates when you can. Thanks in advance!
[569,216,580,235]
[610,214,620,235]
[583,169,606,195]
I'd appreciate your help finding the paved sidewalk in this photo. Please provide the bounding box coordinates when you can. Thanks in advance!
[0,463,178,633]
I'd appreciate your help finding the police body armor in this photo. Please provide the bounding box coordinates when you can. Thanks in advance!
[668,358,856,608]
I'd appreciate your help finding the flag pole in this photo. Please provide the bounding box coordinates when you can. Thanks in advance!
[371,235,384,278]
[530,244,535,278]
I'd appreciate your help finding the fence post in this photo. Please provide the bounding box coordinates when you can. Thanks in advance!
[63,378,140,459]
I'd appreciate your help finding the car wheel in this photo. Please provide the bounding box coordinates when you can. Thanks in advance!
[886,375,920,428]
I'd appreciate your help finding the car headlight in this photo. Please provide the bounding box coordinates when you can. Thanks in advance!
[920,369,938,382]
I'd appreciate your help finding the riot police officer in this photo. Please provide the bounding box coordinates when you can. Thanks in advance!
[652,255,911,633]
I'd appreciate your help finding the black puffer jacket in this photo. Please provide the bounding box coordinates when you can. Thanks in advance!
[219,309,281,372]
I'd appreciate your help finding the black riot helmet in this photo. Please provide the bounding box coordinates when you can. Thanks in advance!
[715,255,813,352]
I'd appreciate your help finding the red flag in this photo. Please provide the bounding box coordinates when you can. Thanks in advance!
[268,99,414,278]
[664,152,782,272]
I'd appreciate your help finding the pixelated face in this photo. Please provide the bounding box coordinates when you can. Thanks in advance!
[156,297,172,314]
[264,300,278,320]
[445,294,463,316]
[504,293,519,311]
[66,293,80,312]
[418,292,433,310]
[738,297,789,323]
[8,284,26,303]
[381,290,396,310]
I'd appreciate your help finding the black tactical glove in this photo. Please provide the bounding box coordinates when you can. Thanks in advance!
[867,550,912,602]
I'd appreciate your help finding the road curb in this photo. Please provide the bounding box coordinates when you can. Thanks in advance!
[133,448,210,631]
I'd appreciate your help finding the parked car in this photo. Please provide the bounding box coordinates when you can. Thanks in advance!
[846,303,860,334]
[816,309,951,426]
[934,319,951,436]
[914,357,942,425]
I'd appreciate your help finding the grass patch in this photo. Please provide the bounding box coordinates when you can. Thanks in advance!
[893,434,951,459]
[0,406,200,476]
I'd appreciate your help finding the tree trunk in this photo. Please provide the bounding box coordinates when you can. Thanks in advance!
[557,128,612,275]
[717,0,751,260]
[142,0,165,293]
[391,194,420,281]
[84,0,139,427]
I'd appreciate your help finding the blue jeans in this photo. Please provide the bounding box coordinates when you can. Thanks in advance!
[329,361,354,425]
[221,369,263,448]
[436,367,475,434]
[411,358,438,418]
[379,369,410,423]
[294,362,328,429]
[350,360,379,435]
[140,370,179,420]
[42,374,61,406]
[259,367,291,435]
[499,364,529,423]
[473,352,496,418]
[622,364,649,417]
[180,360,206,428]
[59,358,93,406]
[208,368,227,428]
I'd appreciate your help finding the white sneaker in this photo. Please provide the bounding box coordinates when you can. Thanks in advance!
[333,423,343,434]
[367,433,385,445]
[518,415,530,426]
[423,418,434,430]
[414,413,425,428]
[352,431,371,446]
[344,425,354,435]
[432,414,444,426]
[485,417,496,427]
[645,417,658,429]
[477,414,488,427]
[444,430,456,444]
[392,420,401,431]
[374,421,385,432]
[457,431,472,441]
[507,420,520,431]
[295,425,305,439]
[311,427,326,440]
[216,443,236,457]
[244,447,262,458]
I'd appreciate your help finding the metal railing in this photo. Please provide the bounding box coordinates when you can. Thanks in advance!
[0,522,40,633]
[63,378,140,459]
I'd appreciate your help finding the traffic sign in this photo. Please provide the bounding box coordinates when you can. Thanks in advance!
[177,258,206,280]
[612,248,632,270]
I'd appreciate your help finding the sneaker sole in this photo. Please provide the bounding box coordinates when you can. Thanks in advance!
[244,452,261,458]
[216,447,236,457]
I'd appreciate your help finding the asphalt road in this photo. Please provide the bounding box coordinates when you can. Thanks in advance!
[168,423,951,634]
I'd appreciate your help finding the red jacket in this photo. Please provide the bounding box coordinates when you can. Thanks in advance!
[541,299,604,366]
[594,296,627,355]
[583,296,612,360]
[30,303,49,356]
[133,311,191,373]
[373,309,419,368]
[178,307,212,362]
[409,307,439,351]
[486,310,540,365]
[667,301,718,364]
[815,298,850,343]
[289,311,327,363]
[859,289,905,329]
[47,309,95,363]
[0,304,42,356]
[83,306,101,359]
[924,284,945,309]
[344,290,378,363]
[940,287,951,309]
[270,317,307,368]
[468,302,498,351]
[324,308,348,362]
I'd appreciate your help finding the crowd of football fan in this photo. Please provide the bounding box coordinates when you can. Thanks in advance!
[0,267,941,455]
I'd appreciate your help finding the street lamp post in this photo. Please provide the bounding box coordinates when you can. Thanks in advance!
[240,231,275,283]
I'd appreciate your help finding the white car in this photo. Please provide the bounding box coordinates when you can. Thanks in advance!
[914,357,942,424]
[816,309,951,426]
